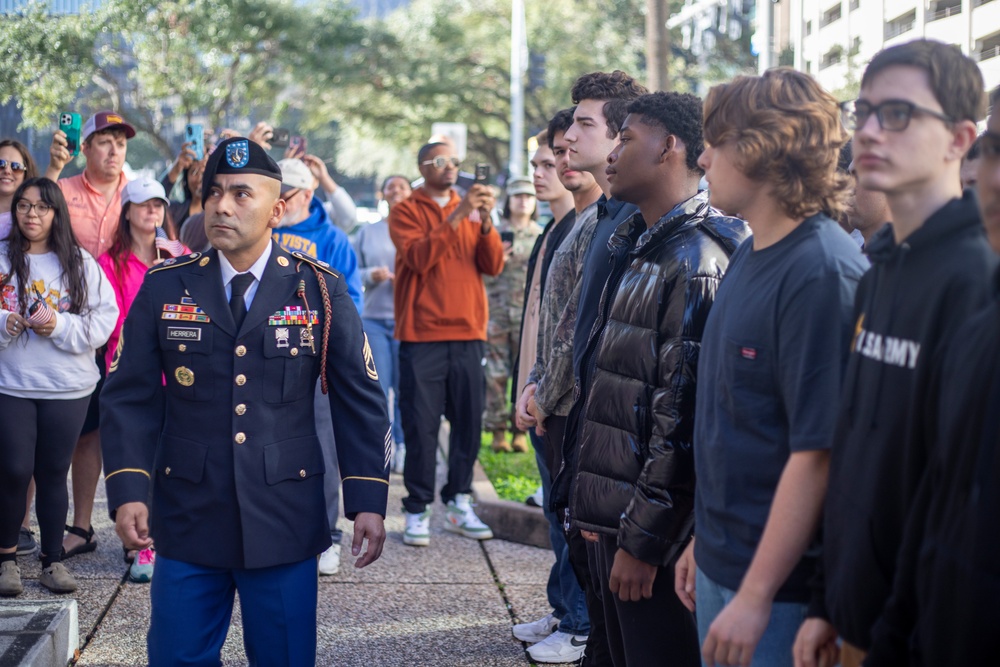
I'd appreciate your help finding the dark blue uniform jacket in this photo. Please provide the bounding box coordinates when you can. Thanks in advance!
[100,242,391,570]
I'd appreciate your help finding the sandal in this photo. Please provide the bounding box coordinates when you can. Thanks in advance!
[60,525,97,559]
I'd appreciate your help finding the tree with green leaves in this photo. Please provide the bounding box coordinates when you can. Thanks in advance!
[0,0,364,158]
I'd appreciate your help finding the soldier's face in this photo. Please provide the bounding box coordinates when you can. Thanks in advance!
[204,173,285,261]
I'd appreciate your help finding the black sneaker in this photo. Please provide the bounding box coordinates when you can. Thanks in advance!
[16,528,37,556]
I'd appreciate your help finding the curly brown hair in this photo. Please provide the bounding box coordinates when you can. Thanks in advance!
[703,68,850,220]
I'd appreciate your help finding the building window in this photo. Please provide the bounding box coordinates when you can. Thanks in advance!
[821,3,842,26]
[850,0,860,9]
[805,20,813,35]
[884,9,916,39]
[975,31,1000,61]
[973,0,996,7]
[820,45,844,69]
[927,0,962,21]
[805,60,813,73]
[849,36,861,56]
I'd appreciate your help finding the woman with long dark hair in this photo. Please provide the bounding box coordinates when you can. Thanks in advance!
[0,177,117,597]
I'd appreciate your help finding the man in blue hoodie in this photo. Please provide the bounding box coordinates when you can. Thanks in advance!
[276,158,364,577]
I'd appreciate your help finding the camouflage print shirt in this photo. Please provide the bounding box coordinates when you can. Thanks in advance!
[528,201,600,421]
[485,220,544,331]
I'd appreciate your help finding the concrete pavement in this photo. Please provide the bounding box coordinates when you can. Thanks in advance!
[10,454,577,666]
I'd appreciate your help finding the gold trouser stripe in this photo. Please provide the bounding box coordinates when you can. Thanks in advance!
[105,468,151,481]
[342,476,390,486]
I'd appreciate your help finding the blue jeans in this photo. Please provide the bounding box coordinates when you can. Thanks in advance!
[363,318,404,446]
[695,567,806,667]
[533,430,589,636]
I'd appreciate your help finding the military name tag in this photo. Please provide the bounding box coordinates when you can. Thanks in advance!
[167,327,202,341]
[174,366,195,386]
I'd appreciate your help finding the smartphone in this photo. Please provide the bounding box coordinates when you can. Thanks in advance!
[59,112,82,157]
[271,127,291,148]
[290,135,307,155]
[185,123,204,160]
[500,230,515,244]
[475,163,491,184]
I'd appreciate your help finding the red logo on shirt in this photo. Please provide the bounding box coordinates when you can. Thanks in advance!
[741,347,757,360]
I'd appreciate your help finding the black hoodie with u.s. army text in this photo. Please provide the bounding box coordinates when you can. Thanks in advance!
[816,190,997,649]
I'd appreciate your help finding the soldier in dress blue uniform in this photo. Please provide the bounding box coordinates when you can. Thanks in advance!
[100,137,391,666]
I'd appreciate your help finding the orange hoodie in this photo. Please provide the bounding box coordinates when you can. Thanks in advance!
[389,188,505,342]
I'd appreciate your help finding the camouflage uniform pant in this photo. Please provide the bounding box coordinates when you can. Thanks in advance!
[483,314,522,432]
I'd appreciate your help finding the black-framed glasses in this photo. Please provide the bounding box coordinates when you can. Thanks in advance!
[15,201,52,216]
[420,156,461,169]
[280,188,301,202]
[980,131,1000,160]
[841,99,954,132]
[0,159,26,172]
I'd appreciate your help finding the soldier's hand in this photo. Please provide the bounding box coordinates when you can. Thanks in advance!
[115,502,153,551]
[351,512,386,569]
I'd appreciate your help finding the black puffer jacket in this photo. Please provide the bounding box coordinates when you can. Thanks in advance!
[570,192,749,567]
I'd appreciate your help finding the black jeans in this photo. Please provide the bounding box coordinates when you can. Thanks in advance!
[593,535,700,667]
[398,340,485,514]
[0,392,91,559]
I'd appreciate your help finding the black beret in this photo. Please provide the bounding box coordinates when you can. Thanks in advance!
[201,136,282,205]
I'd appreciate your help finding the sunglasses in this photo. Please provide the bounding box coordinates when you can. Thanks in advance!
[420,156,462,169]
[0,159,26,173]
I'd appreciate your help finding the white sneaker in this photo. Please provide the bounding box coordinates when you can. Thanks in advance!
[526,631,588,663]
[525,486,544,507]
[512,612,559,643]
[391,443,406,475]
[444,493,493,540]
[403,509,431,546]
[318,544,341,576]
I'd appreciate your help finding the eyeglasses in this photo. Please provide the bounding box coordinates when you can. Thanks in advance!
[0,159,26,172]
[841,99,954,132]
[980,131,1000,160]
[280,188,301,202]
[420,156,461,169]
[15,201,52,216]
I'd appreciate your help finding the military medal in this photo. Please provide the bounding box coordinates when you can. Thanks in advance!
[174,366,195,387]
[275,327,290,348]
[300,327,315,353]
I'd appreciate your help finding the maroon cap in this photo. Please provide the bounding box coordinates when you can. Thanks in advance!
[83,111,136,141]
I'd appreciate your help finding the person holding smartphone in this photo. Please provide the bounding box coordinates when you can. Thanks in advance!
[0,178,117,597]
[484,177,541,453]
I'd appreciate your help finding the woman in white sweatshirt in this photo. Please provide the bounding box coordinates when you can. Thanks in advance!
[0,177,117,597]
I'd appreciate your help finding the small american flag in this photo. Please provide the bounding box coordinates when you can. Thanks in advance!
[27,297,54,326]
[155,227,185,258]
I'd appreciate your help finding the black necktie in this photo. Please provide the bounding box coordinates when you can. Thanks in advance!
[229,273,255,330]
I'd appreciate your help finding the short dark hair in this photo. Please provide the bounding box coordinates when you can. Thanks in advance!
[534,129,549,148]
[571,71,648,138]
[626,92,704,173]
[381,174,411,193]
[547,108,576,149]
[990,85,1000,109]
[966,133,983,161]
[861,40,985,124]
[417,142,447,164]
[83,127,128,147]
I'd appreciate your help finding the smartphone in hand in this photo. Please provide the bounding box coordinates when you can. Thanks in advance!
[475,163,491,184]
[290,135,307,156]
[271,128,291,148]
[59,113,82,157]
[500,230,515,244]
[185,123,204,160]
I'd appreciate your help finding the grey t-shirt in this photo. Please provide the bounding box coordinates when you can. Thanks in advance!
[353,219,396,321]
[693,213,867,602]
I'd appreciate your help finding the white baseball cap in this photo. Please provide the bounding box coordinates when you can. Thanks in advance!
[277,158,314,194]
[122,177,168,206]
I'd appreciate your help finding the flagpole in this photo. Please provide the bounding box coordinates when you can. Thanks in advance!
[509,0,527,178]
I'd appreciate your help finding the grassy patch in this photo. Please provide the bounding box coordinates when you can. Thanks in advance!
[478,432,542,503]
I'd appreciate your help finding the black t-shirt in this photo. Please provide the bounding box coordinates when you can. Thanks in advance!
[694,213,868,602]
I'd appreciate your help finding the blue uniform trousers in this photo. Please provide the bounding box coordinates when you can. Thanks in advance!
[148,555,318,666]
